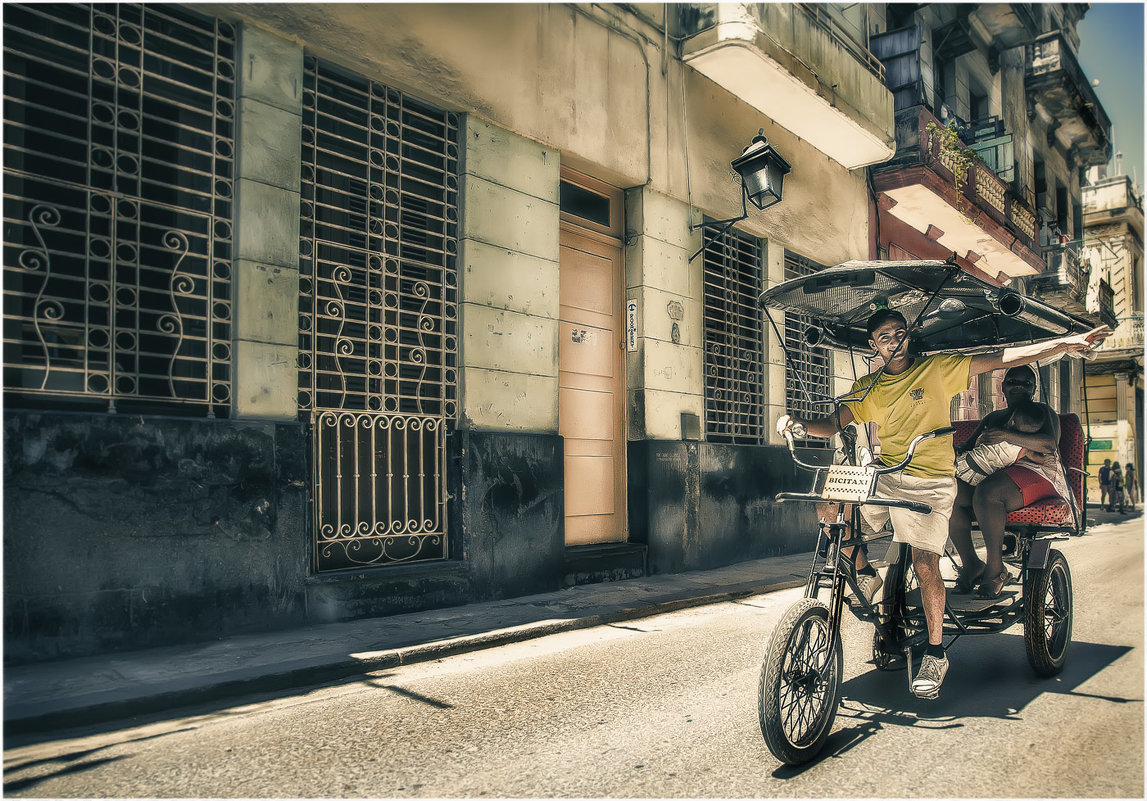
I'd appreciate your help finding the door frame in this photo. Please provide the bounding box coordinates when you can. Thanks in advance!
[558,167,628,546]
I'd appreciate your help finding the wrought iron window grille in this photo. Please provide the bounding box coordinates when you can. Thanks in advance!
[3,3,235,416]
[299,57,459,572]
[784,251,831,449]
[702,223,766,445]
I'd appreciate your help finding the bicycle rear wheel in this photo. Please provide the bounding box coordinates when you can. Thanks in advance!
[1024,549,1073,676]
[758,598,842,765]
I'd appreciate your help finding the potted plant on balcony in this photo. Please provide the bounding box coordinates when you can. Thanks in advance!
[927,120,979,219]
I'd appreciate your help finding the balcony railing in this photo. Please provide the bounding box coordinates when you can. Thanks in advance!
[918,109,1040,251]
[1087,279,1118,330]
[1102,313,1145,353]
[1025,242,1089,314]
[793,3,885,81]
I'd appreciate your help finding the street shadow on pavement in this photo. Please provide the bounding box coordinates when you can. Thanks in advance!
[771,633,1136,777]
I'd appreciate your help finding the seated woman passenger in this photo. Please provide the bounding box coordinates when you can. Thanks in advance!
[955,400,1054,486]
[948,366,1071,599]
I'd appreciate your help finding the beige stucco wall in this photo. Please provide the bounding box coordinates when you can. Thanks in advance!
[232,24,304,420]
[459,118,561,432]
[205,4,880,437]
[624,188,705,440]
[207,3,870,268]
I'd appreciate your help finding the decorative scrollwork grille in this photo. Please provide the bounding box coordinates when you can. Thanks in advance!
[784,251,831,448]
[2,3,235,415]
[702,226,766,445]
[300,57,458,571]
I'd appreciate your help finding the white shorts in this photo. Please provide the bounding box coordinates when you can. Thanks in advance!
[859,472,958,556]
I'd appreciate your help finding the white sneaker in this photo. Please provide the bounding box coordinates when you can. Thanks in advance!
[911,653,949,699]
[855,572,883,605]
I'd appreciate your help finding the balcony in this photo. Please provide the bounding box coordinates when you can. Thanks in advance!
[1083,175,1146,238]
[970,4,1039,52]
[677,3,895,169]
[870,105,1043,278]
[1024,242,1092,318]
[1087,278,1119,330]
[1025,32,1112,166]
[1101,313,1145,354]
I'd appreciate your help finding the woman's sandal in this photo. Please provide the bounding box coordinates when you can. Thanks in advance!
[954,562,986,594]
[975,568,1012,600]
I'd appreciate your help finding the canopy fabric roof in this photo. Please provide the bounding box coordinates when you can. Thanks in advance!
[759,260,1094,353]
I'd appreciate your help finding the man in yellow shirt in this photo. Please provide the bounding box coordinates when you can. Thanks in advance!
[777,308,1109,699]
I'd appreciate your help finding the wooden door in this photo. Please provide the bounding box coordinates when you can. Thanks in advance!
[559,223,626,546]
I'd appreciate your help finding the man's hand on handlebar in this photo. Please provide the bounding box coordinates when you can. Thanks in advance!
[777,407,854,439]
[776,414,807,439]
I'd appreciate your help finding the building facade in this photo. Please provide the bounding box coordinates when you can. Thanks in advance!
[3,2,896,662]
[2,2,1120,663]
[1082,167,1145,497]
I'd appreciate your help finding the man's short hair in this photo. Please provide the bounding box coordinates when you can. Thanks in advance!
[866,308,907,338]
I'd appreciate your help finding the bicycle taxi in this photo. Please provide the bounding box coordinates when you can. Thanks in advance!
[755,258,1096,765]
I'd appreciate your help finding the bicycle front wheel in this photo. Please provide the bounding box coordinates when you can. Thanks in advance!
[758,598,842,765]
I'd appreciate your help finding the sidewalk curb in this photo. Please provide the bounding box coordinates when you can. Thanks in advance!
[5,576,807,736]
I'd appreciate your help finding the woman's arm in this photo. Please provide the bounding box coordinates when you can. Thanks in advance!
[956,410,1007,454]
[977,403,1061,461]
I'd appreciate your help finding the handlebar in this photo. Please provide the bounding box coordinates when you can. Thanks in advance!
[783,425,956,475]
[871,426,956,474]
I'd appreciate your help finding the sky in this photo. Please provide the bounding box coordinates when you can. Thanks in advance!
[1076,2,1145,188]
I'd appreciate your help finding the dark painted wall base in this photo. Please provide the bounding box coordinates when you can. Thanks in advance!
[4,410,814,664]
[628,440,818,574]
[3,411,311,664]
[3,414,566,664]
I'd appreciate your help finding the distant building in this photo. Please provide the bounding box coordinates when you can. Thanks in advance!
[1082,164,1144,496]
[865,3,1114,421]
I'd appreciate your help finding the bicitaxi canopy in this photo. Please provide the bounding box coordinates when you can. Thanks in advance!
[758,259,1097,354]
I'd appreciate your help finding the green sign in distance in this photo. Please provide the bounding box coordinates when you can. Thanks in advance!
[1089,440,1113,450]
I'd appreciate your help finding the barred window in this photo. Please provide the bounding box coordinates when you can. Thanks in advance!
[702,227,766,444]
[299,58,459,572]
[3,4,235,416]
[298,58,458,417]
[784,251,831,435]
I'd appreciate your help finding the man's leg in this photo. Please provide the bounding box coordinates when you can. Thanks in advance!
[913,548,945,647]
[909,547,950,699]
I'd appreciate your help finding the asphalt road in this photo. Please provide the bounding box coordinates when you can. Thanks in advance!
[5,517,1143,798]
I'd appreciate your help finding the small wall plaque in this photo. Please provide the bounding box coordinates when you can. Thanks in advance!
[626,298,638,352]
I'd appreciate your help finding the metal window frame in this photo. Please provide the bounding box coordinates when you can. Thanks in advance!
[702,226,766,445]
[2,3,235,416]
[783,251,831,448]
[298,57,459,572]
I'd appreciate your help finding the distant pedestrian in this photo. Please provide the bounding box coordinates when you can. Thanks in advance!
[1099,458,1112,509]
[1110,461,1125,513]
[1125,463,1139,508]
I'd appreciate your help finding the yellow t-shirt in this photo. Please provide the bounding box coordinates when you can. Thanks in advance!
[848,353,973,478]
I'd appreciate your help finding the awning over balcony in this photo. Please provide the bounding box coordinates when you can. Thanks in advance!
[678,3,895,169]
[1026,32,1112,166]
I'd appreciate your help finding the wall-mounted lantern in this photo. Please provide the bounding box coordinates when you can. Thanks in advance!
[731,131,791,210]
[690,129,790,261]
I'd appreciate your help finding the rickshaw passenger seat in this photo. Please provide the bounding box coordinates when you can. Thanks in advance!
[951,413,1084,528]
